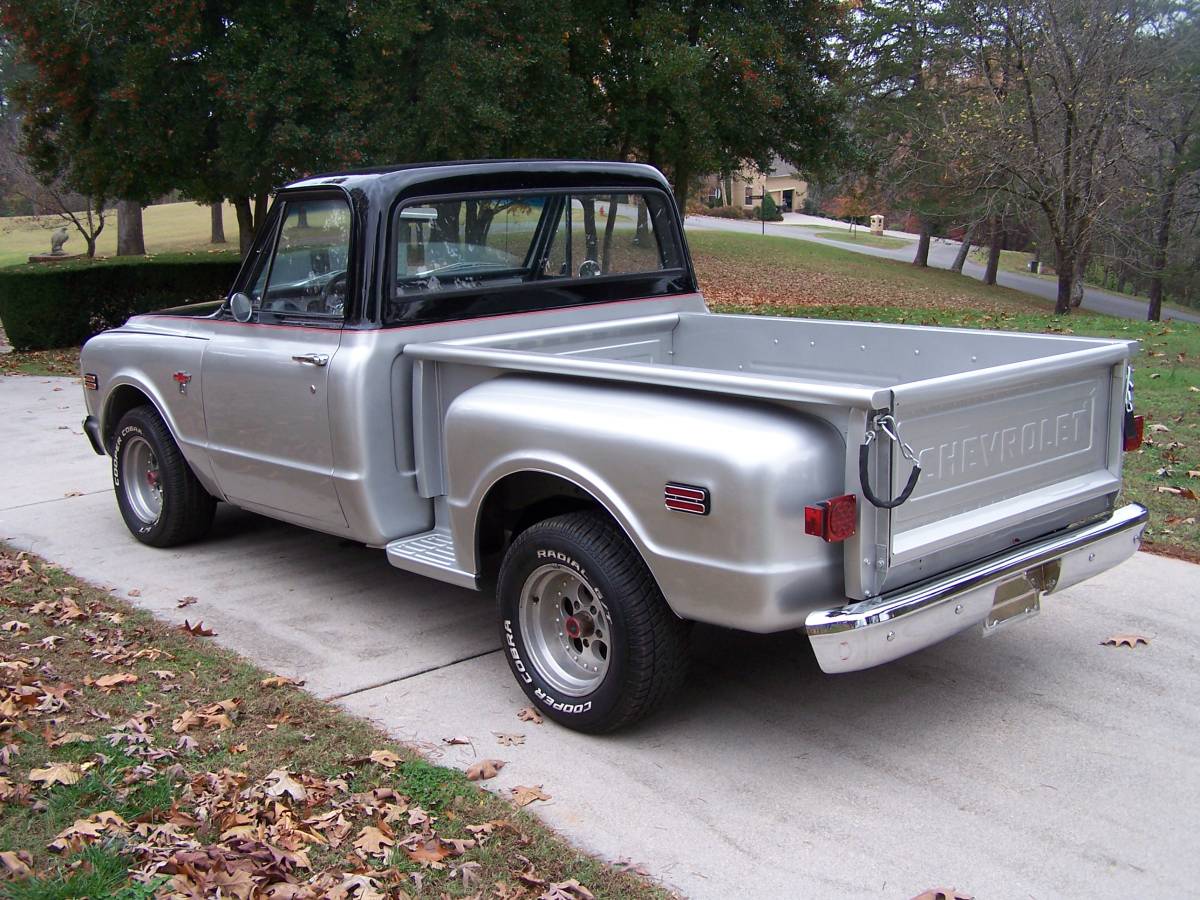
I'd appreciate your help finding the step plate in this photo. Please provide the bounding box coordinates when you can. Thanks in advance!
[385,529,476,589]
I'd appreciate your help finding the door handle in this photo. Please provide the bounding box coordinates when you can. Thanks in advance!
[292,353,330,367]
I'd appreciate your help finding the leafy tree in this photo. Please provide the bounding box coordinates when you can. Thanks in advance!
[592,0,849,208]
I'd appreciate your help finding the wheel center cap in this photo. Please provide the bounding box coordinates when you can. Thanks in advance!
[564,613,594,640]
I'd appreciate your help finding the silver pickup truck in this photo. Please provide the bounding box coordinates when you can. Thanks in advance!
[80,160,1148,732]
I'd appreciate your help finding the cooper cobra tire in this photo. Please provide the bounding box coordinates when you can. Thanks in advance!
[497,511,690,733]
[112,405,216,547]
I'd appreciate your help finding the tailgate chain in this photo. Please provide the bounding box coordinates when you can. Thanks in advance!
[859,413,923,509]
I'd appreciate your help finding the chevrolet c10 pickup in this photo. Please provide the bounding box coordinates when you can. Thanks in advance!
[79,160,1149,732]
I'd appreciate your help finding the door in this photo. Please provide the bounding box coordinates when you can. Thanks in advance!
[201,193,353,528]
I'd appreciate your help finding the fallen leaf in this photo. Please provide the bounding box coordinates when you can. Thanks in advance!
[1149,422,1170,432]
[29,762,83,786]
[178,619,216,637]
[369,749,402,769]
[94,672,138,689]
[466,759,505,781]
[353,824,394,858]
[261,675,305,688]
[494,732,525,746]
[264,769,308,802]
[0,850,33,880]
[229,743,249,754]
[176,596,198,608]
[442,735,471,746]
[517,706,544,725]
[405,836,454,867]
[910,891,973,900]
[540,879,595,900]
[1102,633,1150,648]
[48,732,94,747]
[64,490,84,498]
[127,588,141,597]
[511,784,551,807]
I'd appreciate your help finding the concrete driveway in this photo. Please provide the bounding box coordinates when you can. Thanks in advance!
[3,373,1198,899]
[686,215,1200,325]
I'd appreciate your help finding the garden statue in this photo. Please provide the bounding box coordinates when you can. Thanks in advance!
[50,226,69,255]
[870,214,885,236]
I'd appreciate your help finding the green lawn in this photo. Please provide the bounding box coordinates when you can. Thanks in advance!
[0,200,235,268]
[795,224,914,250]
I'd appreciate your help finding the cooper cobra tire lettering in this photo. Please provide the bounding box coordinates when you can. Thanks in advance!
[503,619,533,684]
[496,511,690,733]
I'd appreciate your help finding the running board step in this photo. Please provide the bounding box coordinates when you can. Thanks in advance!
[385,529,476,589]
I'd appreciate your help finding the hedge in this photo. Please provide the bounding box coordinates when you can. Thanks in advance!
[0,252,242,350]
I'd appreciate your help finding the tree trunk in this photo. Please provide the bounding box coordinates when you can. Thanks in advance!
[1146,164,1180,322]
[210,203,226,244]
[634,201,649,246]
[912,217,932,267]
[234,196,254,255]
[1116,267,1127,295]
[1055,270,1075,315]
[253,192,269,237]
[116,200,146,256]
[601,194,619,273]
[951,225,975,274]
[984,218,1002,285]
[581,198,598,262]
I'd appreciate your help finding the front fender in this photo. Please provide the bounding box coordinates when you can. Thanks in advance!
[81,329,219,495]
[444,375,847,632]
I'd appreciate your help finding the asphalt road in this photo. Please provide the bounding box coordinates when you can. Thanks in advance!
[686,215,1200,325]
[3,373,1199,899]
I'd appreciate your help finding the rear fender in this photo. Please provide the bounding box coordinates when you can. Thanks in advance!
[444,375,848,632]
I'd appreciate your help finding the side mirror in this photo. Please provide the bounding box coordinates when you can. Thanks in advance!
[229,292,253,323]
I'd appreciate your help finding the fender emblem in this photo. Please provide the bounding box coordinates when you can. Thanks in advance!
[665,482,709,516]
[172,371,192,395]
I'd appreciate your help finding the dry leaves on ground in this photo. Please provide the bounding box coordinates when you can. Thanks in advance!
[466,759,505,781]
[517,706,544,725]
[911,890,973,900]
[1102,633,1151,648]
[178,619,217,636]
[494,732,525,746]
[511,785,551,807]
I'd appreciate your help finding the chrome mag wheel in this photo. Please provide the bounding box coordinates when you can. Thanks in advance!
[120,434,162,525]
[518,563,614,696]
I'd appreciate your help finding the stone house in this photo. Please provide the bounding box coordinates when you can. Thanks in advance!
[700,157,808,212]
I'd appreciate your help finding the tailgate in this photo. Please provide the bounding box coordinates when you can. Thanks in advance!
[884,343,1130,588]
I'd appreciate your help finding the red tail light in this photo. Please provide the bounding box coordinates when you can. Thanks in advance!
[1124,414,1144,452]
[805,494,857,542]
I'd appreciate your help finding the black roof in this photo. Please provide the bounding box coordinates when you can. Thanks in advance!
[281,159,673,206]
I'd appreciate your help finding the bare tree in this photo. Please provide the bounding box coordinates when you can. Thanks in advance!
[953,0,1160,313]
[0,118,107,256]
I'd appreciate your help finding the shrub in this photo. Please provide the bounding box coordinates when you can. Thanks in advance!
[0,253,242,350]
[706,205,753,220]
[759,193,783,222]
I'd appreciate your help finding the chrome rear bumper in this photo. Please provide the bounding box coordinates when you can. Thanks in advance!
[805,503,1148,674]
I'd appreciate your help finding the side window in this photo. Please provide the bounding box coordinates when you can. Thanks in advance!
[258,197,351,323]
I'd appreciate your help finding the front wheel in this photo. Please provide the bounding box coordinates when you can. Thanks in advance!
[112,406,216,547]
[497,511,690,733]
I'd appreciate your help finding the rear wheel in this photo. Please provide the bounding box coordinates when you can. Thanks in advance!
[112,406,215,547]
[497,511,690,733]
